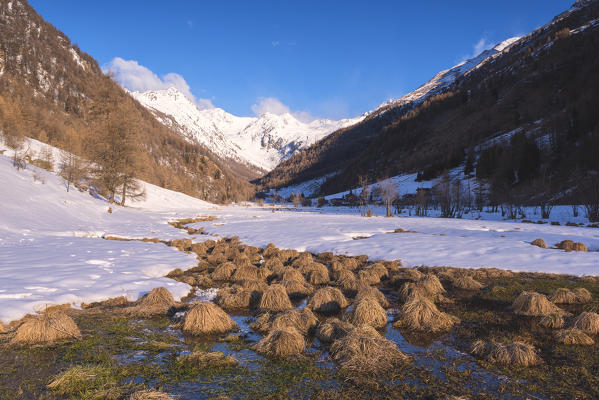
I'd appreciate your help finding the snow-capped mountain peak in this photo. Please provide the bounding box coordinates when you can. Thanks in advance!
[130,88,364,171]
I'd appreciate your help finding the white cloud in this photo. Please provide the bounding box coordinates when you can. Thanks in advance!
[103,57,213,109]
[472,37,493,56]
[251,97,315,122]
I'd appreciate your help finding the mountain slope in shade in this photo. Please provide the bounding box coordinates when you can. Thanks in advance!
[130,88,365,172]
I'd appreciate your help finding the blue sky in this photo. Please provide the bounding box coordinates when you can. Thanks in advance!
[30,0,572,120]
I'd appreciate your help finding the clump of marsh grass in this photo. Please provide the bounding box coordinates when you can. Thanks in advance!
[354,286,389,308]
[254,327,305,357]
[47,365,115,396]
[550,288,592,304]
[572,311,599,334]
[270,308,318,336]
[11,311,81,344]
[177,350,238,368]
[128,287,178,317]
[393,296,458,332]
[258,284,293,311]
[512,291,566,316]
[538,312,565,329]
[211,262,236,281]
[531,238,547,248]
[470,340,542,366]
[344,297,387,329]
[554,328,595,345]
[329,326,410,374]
[182,302,238,336]
[316,318,355,343]
[307,286,349,314]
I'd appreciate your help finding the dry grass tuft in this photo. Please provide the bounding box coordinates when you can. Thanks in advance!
[307,287,349,314]
[129,390,178,400]
[316,318,355,343]
[393,296,458,332]
[550,288,592,304]
[262,243,280,259]
[47,365,114,396]
[557,240,588,252]
[420,274,445,294]
[12,311,81,344]
[214,287,256,310]
[330,326,409,374]
[531,238,547,248]
[512,291,566,316]
[572,311,599,334]
[538,312,565,329]
[554,328,595,345]
[291,252,314,268]
[393,268,423,283]
[451,275,484,291]
[183,302,238,336]
[231,264,264,282]
[254,327,305,357]
[134,287,177,315]
[177,350,238,368]
[270,308,318,336]
[258,284,293,311]
[263,258,285,276]
[279,279,314,298]
[470,340,542,366]
[355,286,389,308]
[281,268,307,283]
[344,297,387,329]
[357,269,381,285]
[307,269,330,285]
[211,262,237,281]
[249,312,272,333]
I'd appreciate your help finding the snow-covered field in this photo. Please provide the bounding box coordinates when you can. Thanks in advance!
[189,206,599,277]
[0,143,217,324]
[1,138,598,325]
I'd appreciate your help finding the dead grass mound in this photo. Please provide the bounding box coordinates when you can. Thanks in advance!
[291,252,314,268]
[254,327,304,357]
[470,340,541,366]
[214,287,258,310]
[183,302,238,336]
[231,264,266,282]
[451,275,484,291]
[258,284,292,311]
[531,238,547,248]
[271,308,318,336]
[393,268,423,283]
[557,240,588,252]
[345,298,387,329]
[512,291,565,316]
[393,296,457,332]
[551,287,592,304]
[355,286,389,308]
[249,312,272,333]
[572,312,599,334]
[264,258,285,276]
[316,318,355,343]
[554,328,595,345]
[233,255,252,268]
[300,262,329,278]
[357,269,381,285]
[47,365,114,396]
[308,269,330,285]
[330,326,409,374]
[12,311,81,344]
[280,279,314,298]
[538,312,565,329]
[278,249,299,263]
[129,390,177,399]
[366,263,389,279]
[420,274,445,294]
[211,262,237,281]
[262,243,279,259]
[129,287,177,317]
[281,267,307,283]
[307,287,349,314]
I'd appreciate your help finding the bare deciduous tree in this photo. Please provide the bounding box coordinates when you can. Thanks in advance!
[379,180,398,217]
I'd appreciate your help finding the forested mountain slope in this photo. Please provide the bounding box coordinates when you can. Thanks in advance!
[0,0,253,202]
[259,0,599,206]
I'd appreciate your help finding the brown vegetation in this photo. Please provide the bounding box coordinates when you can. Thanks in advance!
[572,312,599,334]
[554,328,595,345]
[354,286,389,308]
[270,308,318,336]
[182,302,237,336]
[556,240,588,252]
[512,291,565,316]
[11,311,81,344]
[258,284,293,312]
[550,287,592,304]
[307,287,349,314]
[344,298,387,329]
[128,287,177,317]
[254,327,305,357]
[316,318,355,343]
[471,340,542,366]
[393,296,457,332]
[329,326,409,374]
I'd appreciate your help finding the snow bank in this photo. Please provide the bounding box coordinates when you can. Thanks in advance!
[0,143,215,324]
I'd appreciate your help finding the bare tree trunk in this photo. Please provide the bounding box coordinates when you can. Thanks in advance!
[121,184,127,206]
